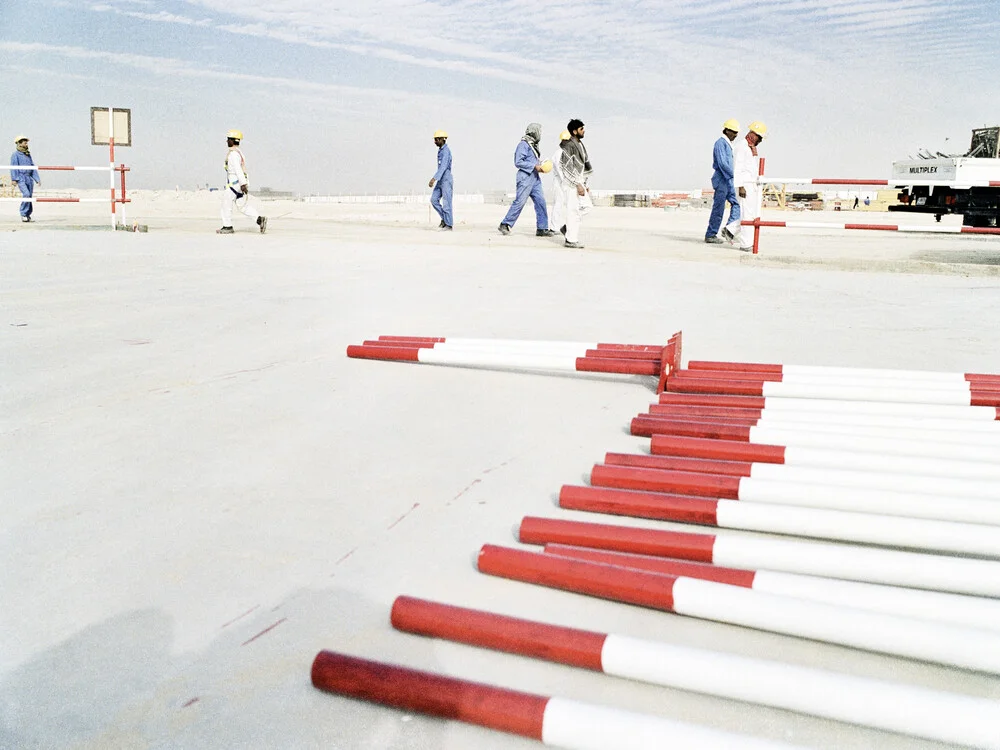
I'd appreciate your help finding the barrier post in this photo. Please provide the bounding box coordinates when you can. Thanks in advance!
[108,108,116,230]
[752,158,765,254]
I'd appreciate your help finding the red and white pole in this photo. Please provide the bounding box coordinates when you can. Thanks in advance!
[542,545,1000,633]
[391,596,1000,747]
[657,391,1000,420]
[477,544,1000,673]
[561,482,1000,557]
[311,649,802,749]
[634,418,1000,462]
[108,107,116,230]
[516,516,1000,597]
[751,157,764,254]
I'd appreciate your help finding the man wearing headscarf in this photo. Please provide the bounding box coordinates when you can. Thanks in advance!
[548,129,571,234]
[10,136,40,222]
[559,118,593,248]
[498,123,555,236]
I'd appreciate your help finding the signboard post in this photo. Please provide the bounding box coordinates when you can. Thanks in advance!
[91,107,131,228]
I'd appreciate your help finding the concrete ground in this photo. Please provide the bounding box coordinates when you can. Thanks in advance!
[2,194,1000,749]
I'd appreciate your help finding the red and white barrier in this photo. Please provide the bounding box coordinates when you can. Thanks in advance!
[347,332,682,380]
[477,544,1000,673]
[516,516,1000,597]
[390,596,1000,747]
[740,166,1000,254]
[621,438,1000,481]
[542,545,1000,633]
[3,162,130,229]
[595,459,1000,525]
[310,649,800,749]
[648,403,1000,435]
[662,376,1000,406]
[657,391,1000,420]
[687,360,1000,383]
[633,419,1000,462]
[561,482,1000,556]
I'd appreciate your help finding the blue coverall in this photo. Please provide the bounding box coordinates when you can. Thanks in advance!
[10,150,39,219]
[501,140,548,230]
[430,143,453,227]
[705,136,740,239]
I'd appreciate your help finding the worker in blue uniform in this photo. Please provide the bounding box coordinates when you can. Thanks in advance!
[10,135,40,222]
[705,119,741,244]
[428,130,453,230]
[498,123,556,236]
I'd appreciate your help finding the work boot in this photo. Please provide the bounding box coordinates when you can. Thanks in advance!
[439,220,446,228]
[440,225,453,231]
[721,227,734,242]
[560,224,567,235]
[704,236,724,244]
[536,228,556,237]
[498,223,511,235]
[217,226,235,234]
[257,216,268,234]
[21,216,31,223]
[564,240,585,248]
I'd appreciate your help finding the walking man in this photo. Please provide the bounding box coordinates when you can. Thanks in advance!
[549,129,571,234]
[498,122,555,236]
[559,118,593,249]
[732,120,766,251]
[705,119,740,244]
[218,128,266,234]
[428,129,453,230]
[10,135,39,222]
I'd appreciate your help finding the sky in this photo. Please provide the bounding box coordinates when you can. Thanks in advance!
[1,0,998,194]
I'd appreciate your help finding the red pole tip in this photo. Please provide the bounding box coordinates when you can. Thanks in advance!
[311,650,548,740]
[517,516,716,562]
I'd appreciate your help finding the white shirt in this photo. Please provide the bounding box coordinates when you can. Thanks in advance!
[732,136,759,190]
[225,147,249,189]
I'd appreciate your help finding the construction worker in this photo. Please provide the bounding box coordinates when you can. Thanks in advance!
[218,129,266,234]
[559,119,593,249]
[549,129,571,234]
[498,122,555,237]
[10,135,39,222]
[733,121,766,251]
[428,130,453,230]
[704,119,740,244]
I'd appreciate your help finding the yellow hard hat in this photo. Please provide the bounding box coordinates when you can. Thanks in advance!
[434,130,448,138]
[748,120,767,138]
[226,129,243,141]
[559,130,571,141]
[539,159,553,173]
[722,119,740,132]
[14,135,28,143]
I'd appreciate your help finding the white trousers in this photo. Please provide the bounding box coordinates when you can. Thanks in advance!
[550,176,566,231]
[564,185,592,243]
[221,187,260,226]
[735,184,760,248]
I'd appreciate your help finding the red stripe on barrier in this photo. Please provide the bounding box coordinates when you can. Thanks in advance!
[658,392,767,409]
[544,544,756,588]
[648,404,765,420]
[961,227,1000,235]
[311,650,548,740]
[518,516,717,562]
[595,342,664,351]
[971,393,1000,407]
[377,336,444,342]
[346,345,421,361]
[671,368,782,382]
[605,452,753,476]
[845,223,898,231]
[688,361,782,373]
[35,198,81,203]
[590,465,741,498]
[391,596,607,671]
[38,166,78,171]
[478,544,678,611]
[584,349,661,360]
[362,340,435,348]
[651,435,786,463]
[639,412,756,428]
[560,485,720,524]
[631,416,753,440]
[663,377,766,396]
[753,221,788,227]
[576,357,659,375]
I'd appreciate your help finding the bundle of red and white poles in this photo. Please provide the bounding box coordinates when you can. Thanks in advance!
[316,340,1000,748]
[346,332,682,386]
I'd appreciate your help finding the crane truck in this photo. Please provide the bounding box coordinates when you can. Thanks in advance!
[890,126,1000,227]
